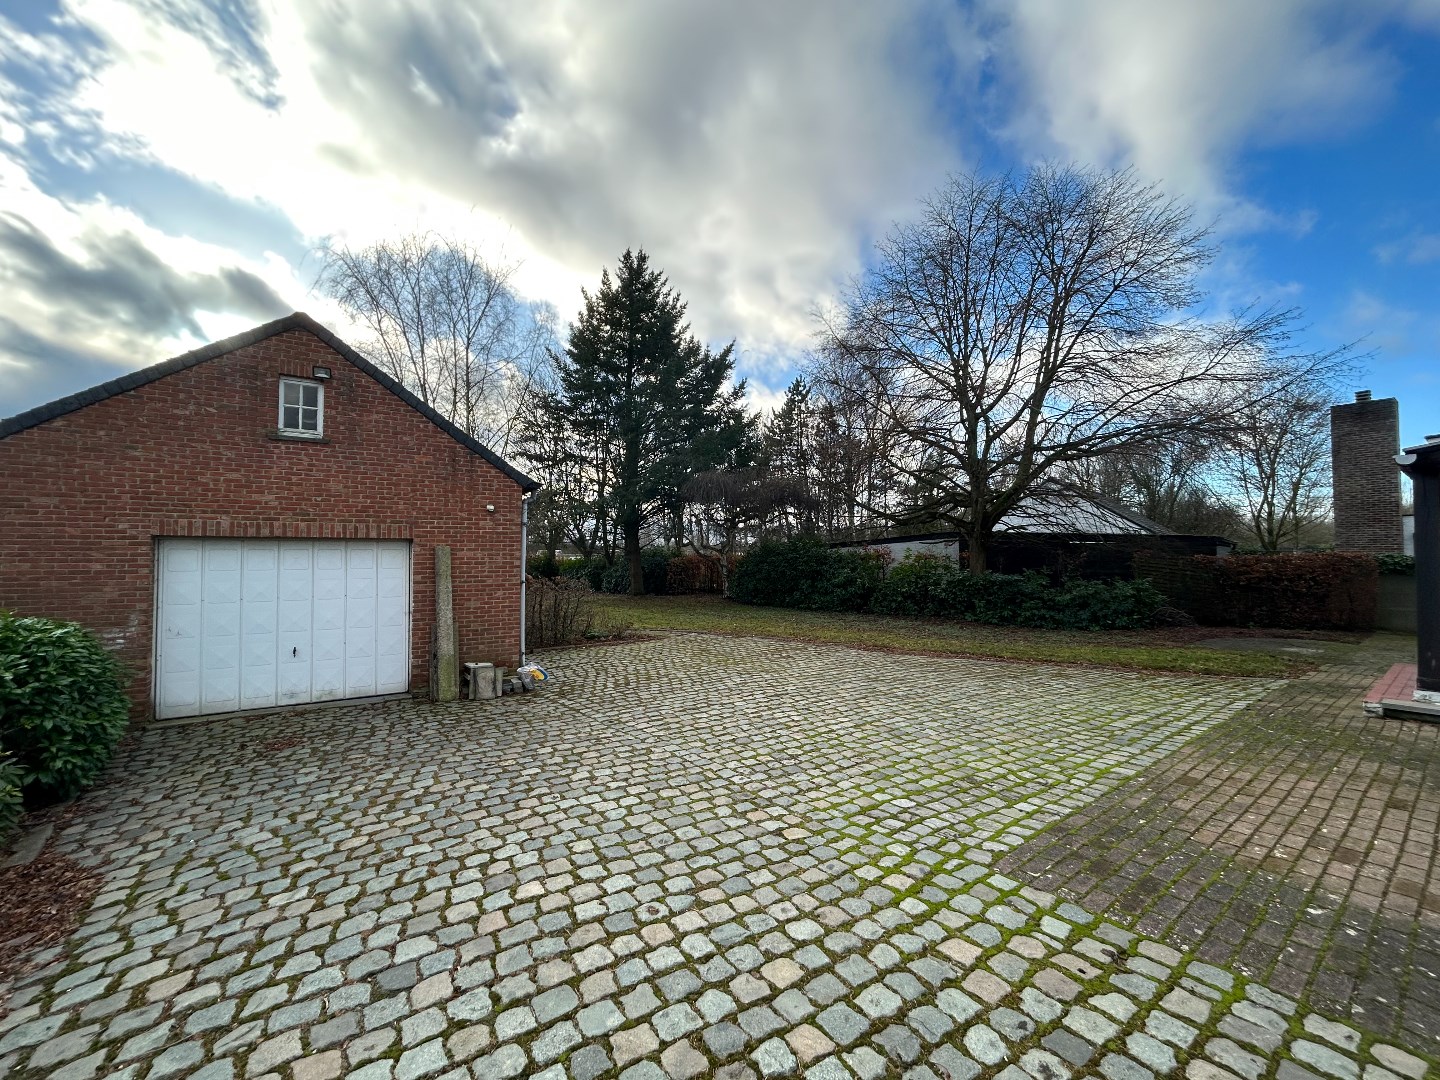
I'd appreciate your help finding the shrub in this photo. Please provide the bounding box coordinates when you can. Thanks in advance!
[1044,577,1167,630]
[872,555,1167,629]
[527,550,560,578]
[0,751,21,842]
[666,554,739,594]
[1376,553,1415,576]
[731,537,887,611]
[601,551,675,595]
[870,554,963,617]
[0,613,130,805]
[1133,551,1377,630]
[558,557,606,591]
[525,577,599,647]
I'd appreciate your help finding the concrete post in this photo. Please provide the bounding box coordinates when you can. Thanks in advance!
[432,545,459,702]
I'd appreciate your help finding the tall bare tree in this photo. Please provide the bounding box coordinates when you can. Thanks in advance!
[317,233,554,453]
[1067,437,1240,536]
[1220,384,1334,551]
[822,164,1332,573]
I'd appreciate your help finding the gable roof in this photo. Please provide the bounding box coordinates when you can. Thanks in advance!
[0,312,540,492]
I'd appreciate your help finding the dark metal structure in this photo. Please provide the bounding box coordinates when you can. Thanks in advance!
[1397,436,1440,699]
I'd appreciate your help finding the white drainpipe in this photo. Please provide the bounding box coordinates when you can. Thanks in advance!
[519,493,531,665]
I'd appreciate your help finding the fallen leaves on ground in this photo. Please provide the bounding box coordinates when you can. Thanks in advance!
[0,846,104,1013]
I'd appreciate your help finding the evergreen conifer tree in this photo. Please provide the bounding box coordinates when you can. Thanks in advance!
[543,249,747,594]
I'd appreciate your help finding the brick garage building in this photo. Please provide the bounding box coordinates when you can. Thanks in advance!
[0,313,538,721]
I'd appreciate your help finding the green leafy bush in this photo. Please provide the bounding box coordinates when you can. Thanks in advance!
[1044,578,1168,630]
[871,554,1166,629]
[527,550,560,578]
[869,554,959,617]
[1376,553,1415,576]
[600,551,674,595]
[731,537,887,611]
[0,613,130,805]
[558,557,606,591]
[0,751,22,842]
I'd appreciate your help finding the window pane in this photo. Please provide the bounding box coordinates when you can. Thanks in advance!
[301,384,319,408]
[299,408,318,432]
[282,381,301,405]
[282,405,301,429]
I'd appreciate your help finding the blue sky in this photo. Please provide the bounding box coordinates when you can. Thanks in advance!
[0,1,1436,446]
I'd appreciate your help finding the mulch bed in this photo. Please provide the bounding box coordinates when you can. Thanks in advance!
[0,807,106,1016]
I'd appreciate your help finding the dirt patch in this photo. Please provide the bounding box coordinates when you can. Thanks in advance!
[0,847,104,1014]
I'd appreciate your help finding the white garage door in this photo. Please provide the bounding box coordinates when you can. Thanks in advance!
[155,539,411,719]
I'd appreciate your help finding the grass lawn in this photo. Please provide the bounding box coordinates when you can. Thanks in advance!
[595,593,1303,678]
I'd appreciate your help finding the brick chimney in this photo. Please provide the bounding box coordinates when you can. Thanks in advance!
[1330,391,1403,553]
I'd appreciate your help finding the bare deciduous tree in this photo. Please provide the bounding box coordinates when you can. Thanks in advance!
[1067,437,1241,536]
[317,233,555,453]
[1220,384,1335,551]
[822,164,1333,573]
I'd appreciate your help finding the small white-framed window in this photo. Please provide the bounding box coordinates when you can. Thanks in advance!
[278,378,323,436]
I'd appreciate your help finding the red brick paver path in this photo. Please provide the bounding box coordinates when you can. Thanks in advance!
[1367,662,1419,704]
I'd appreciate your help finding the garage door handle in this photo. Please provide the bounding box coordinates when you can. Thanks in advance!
[292,646,298,657]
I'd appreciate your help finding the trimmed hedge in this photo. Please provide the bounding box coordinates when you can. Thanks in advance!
[548,551,738,595]
[0,612,130,805]
[871,554,1165,629]
[731,536,888,611]
[666,554,738,594]
[1132,551,1377,630]
[600,551,674,595]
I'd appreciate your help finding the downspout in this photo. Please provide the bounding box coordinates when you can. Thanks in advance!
[519,493,531,666]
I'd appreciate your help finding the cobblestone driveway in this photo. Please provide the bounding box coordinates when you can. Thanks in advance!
[0,634,1433,1080]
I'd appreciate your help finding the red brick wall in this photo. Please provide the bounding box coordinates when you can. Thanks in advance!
[0,328,524,719]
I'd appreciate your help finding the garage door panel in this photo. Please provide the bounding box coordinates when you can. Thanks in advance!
[160,675,200,712]
[311,657,345,699]
[164,577,202,608]
[164,542,202,573]
[157,538,411,720]
[375,542,410,694]
[200,669,239,715]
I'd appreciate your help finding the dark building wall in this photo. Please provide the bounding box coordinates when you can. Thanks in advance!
[1330,393,1403,554]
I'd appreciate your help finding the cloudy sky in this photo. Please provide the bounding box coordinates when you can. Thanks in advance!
[2,0,1438,444]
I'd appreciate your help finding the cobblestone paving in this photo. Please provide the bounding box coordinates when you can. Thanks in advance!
[1000,635,1440,1050]
[0,633,1434,1080]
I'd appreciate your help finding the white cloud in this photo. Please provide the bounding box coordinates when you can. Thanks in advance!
[984,0,1399,224]
[2,0,1438,422]
[42,0,976,361]
[0,151,302,372]
[1342,290,1440,357]
[1375,231,1440,265]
